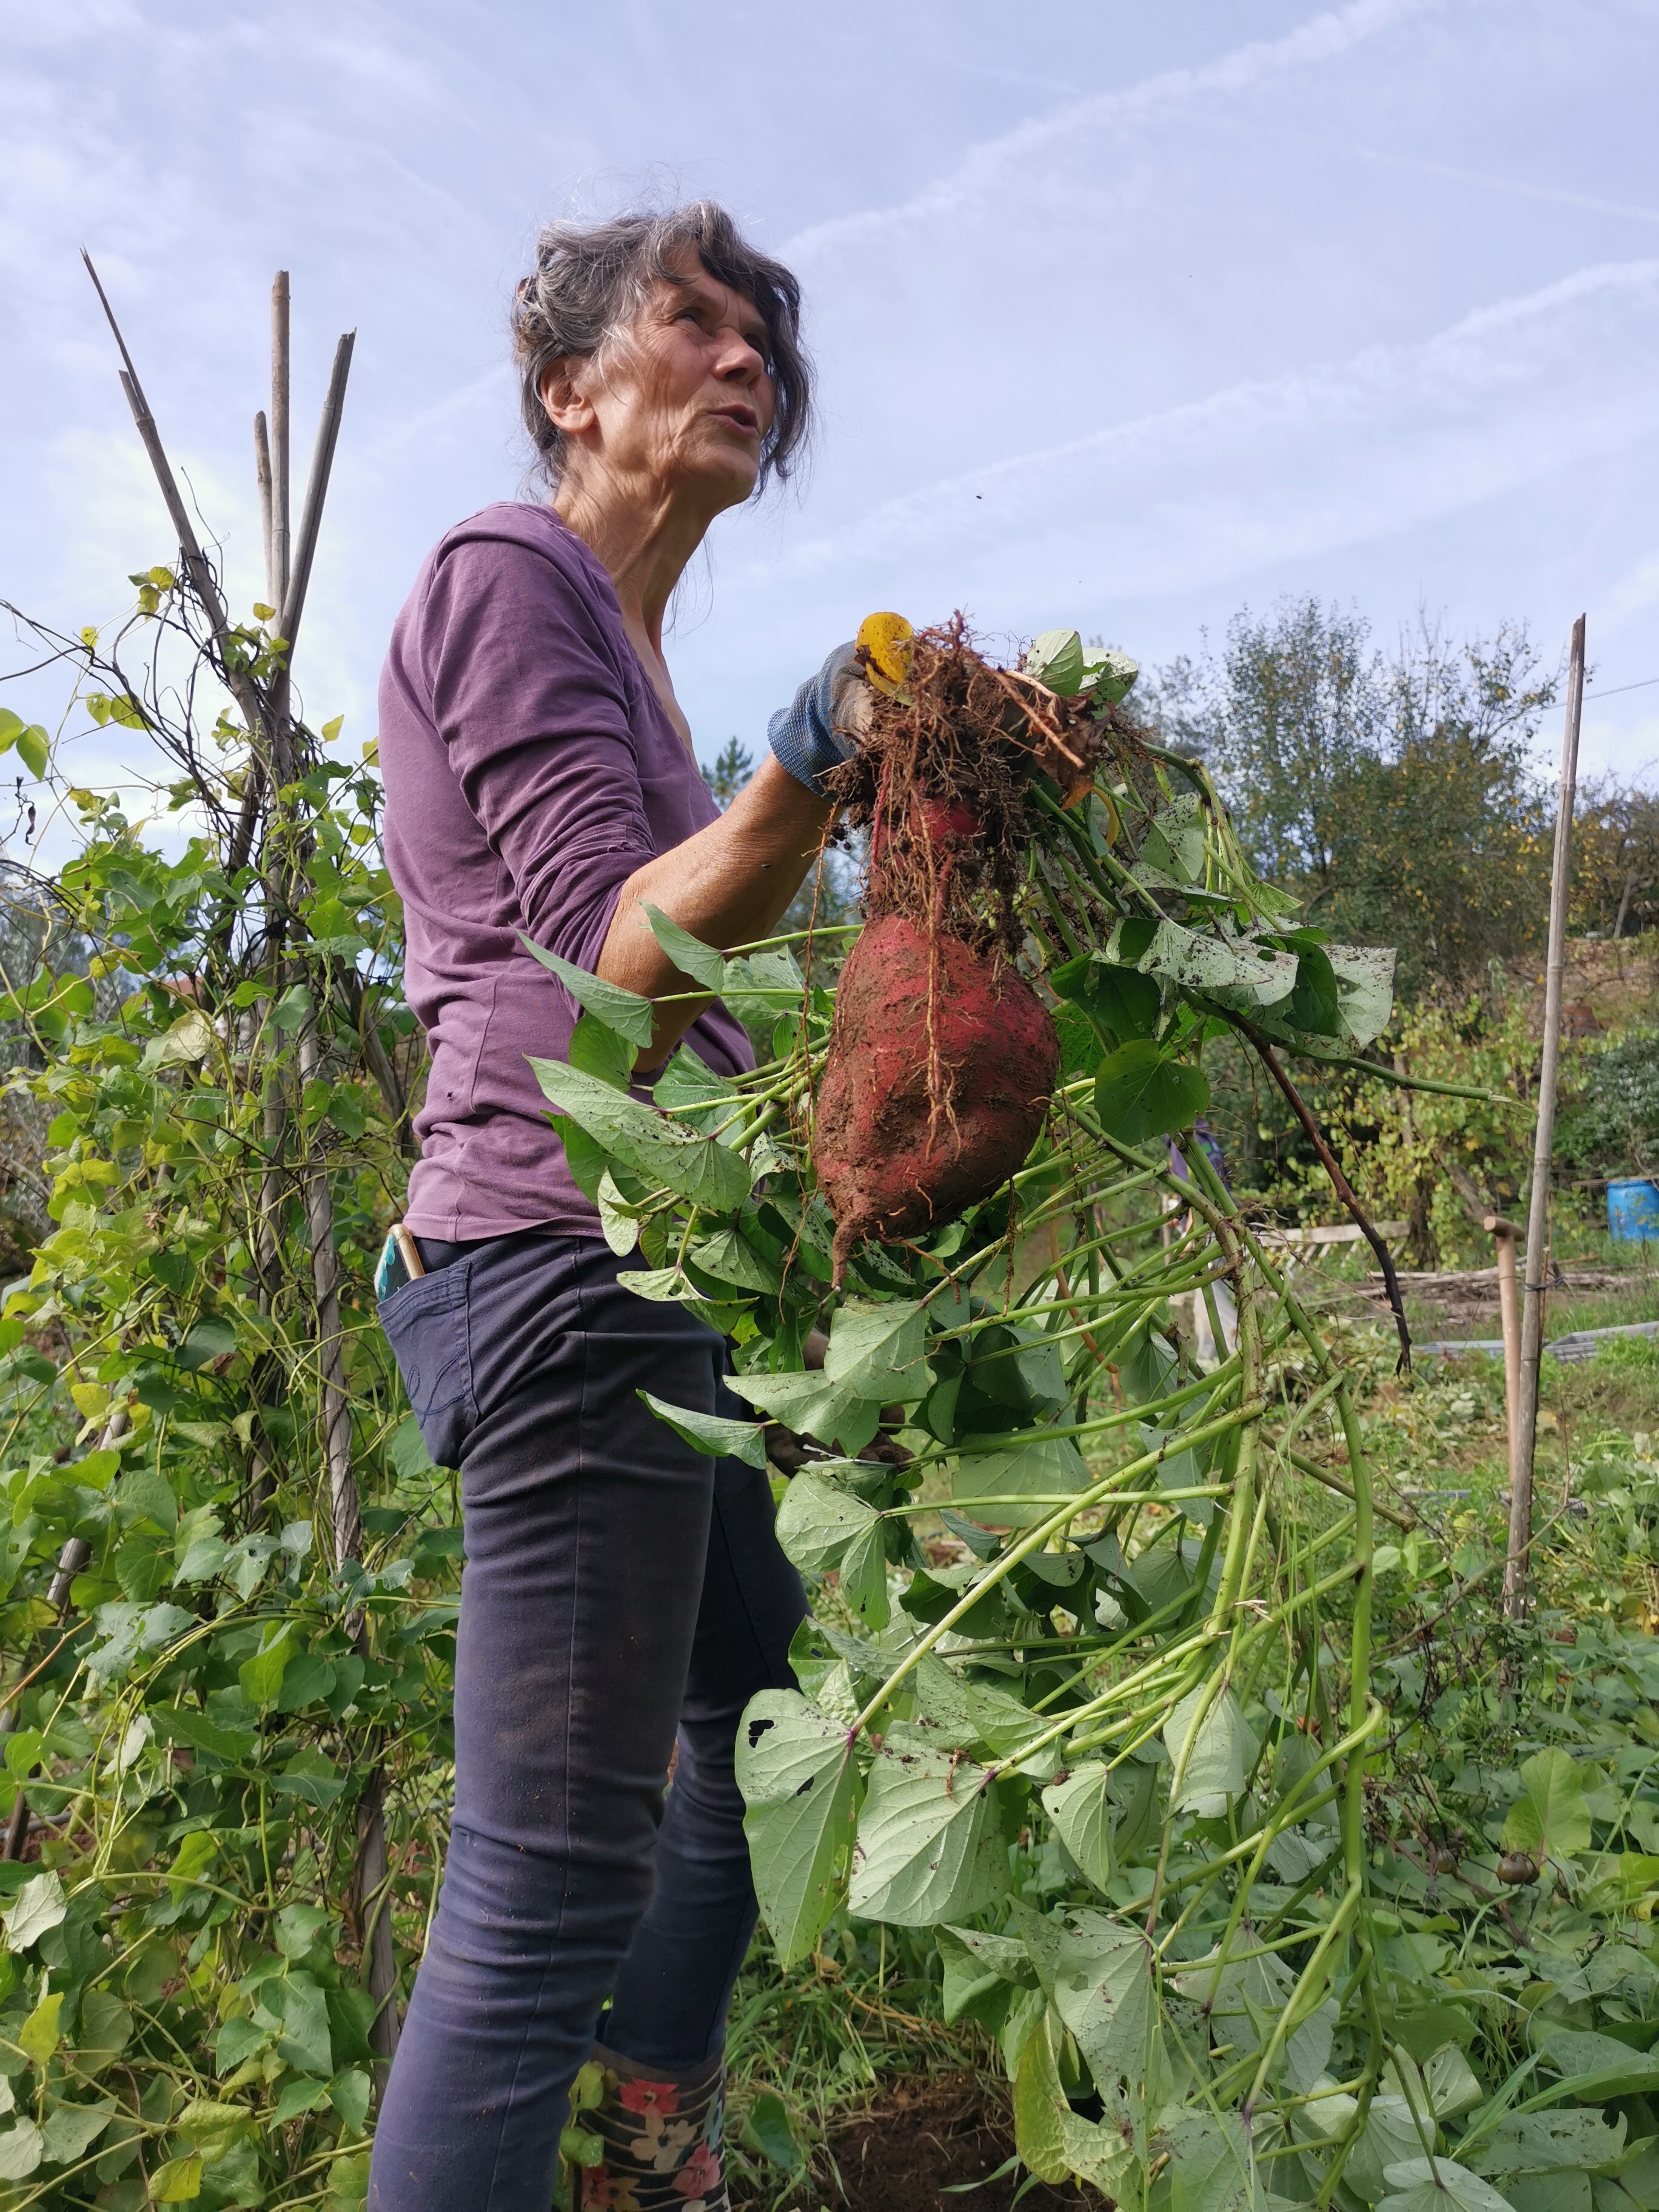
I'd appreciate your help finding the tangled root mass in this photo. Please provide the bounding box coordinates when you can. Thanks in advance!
[813,619,1120,1277]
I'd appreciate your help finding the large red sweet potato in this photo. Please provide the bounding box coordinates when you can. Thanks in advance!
[814,916,1059,1281]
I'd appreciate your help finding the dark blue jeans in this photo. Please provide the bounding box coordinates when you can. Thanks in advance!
[369,1234,806,2211]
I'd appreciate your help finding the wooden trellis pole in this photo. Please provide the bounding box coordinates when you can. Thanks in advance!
[84,262,400,2065]
[1504,615,1586,1623]
[1484,1214,1523,1495]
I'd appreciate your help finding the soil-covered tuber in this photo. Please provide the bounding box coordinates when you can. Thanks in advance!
[804,620,1122,1278]
[814,916,1059,1281]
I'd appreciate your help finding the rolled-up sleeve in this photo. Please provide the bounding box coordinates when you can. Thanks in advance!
[422,535,655,975]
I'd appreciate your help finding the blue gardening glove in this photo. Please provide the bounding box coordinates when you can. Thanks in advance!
[766,642,868,797]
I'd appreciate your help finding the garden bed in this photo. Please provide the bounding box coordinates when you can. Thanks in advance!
[798,2073,1108,2210]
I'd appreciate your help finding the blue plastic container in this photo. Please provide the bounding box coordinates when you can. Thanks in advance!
[1607,1178,1659,1241]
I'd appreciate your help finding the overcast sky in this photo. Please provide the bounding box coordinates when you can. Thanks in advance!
[4,0,1657,817]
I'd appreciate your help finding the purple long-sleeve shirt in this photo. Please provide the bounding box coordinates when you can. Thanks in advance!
[379,500,755,1241]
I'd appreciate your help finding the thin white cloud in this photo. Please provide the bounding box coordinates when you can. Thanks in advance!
[745,258,1659,598]
[783,0,1441,263]
[355,364,512,470]
[1352,146,1659,230]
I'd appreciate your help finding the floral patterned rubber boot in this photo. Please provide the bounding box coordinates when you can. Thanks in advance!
[573,2042,728,2212]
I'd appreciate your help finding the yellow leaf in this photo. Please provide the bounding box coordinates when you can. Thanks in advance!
[19,1990,63,2066]
[56,1159,118,1190]
[150,2153,204,2200]
[150,1010,216,1069]
[176,2098,252,2148]
[69,1381,111,1419]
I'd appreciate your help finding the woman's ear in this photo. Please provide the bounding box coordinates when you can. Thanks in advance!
[539,359,595,436]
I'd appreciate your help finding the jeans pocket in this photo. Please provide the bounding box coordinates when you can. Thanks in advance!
[380,1264,475,1470]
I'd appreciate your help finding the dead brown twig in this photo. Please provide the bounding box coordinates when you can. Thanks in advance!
[1232,1014,1412,1374]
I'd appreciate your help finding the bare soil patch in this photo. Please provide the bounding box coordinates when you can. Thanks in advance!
[815,2073,1109,2211]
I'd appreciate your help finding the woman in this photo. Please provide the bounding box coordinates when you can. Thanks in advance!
[370,204,862,2211]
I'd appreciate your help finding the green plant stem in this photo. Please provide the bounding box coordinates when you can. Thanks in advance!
[879,1484,1228,1518]
[898,1362,1242,1473]
[1238,1882,1363,2117]
[1275,1045,1525,1109]
[849,1397,1264,1737]
[1155,1781,1343,1919]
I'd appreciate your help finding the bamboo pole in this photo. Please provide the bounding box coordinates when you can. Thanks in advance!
[230,278,297,875]
[87,266,398,2065]
[265,327,399,2068]
[265,329,352,805]
[278,330,354,662]
[252,292,295,1262]
[271,272,290,611]
[263,323,363,1572]
[254,411,274,605]
[1503,615,1586,1623]
[263,320,397,2063]
[1233,1016,1412,1371]
[1484,1215,1523,1495]
[81,254,266,750]
[297,1014,364,1575]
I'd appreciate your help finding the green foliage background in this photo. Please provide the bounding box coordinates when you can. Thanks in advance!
[0,577,440,2210]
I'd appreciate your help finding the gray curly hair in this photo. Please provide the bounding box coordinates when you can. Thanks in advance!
[511,201,813,495]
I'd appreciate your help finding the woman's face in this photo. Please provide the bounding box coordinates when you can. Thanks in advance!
[545,255,776,514]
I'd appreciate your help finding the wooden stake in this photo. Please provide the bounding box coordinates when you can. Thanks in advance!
[254,411,274,605]
[82,252,273,888]
[230,276,294,865]
[279,330,354,660]
[1503,615,1586,1623]
[1484,1215,1522,1493]
[89,255,398,2065]
[82,256,246,671]
[261,322,396,2066]
[272,272,291,611]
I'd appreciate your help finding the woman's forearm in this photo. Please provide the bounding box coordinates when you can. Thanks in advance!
[596,753,834,1065]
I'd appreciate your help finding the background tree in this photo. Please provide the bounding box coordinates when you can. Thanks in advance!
[700,736,754,809]
[1572,774,1659,942]
[1145,597,1558,999]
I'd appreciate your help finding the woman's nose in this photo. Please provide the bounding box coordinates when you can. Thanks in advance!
[716,329,764,381]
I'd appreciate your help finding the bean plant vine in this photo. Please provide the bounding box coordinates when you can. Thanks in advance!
[531,626,1438,2208]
